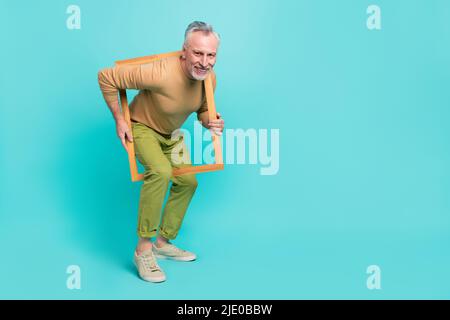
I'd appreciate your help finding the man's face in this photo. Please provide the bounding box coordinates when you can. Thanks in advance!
[182,31,219,80]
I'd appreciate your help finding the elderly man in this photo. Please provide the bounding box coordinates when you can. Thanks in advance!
[97,21,224,283]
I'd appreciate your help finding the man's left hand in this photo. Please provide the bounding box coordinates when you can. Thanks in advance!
[209,112,224,136]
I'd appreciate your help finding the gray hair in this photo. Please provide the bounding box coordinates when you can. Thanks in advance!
[183,21,220,47]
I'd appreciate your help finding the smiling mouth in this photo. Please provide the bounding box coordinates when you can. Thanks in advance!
[194,66,209,74]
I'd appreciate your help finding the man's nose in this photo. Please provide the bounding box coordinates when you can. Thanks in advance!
[201,55,207,67]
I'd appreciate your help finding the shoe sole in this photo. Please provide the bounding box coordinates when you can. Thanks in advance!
[154,253,197,262]
[133,260,166,283]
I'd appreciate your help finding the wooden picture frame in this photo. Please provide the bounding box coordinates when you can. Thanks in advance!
[115,51,224,182]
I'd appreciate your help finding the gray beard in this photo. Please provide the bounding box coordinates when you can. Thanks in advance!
[191,68,209,81]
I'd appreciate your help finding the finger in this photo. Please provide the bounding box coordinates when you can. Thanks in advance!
[216,112,221,119]
[126,130,133,142]
[209,123,224,128]
[209,120,224,126]
[210,128,223,136]
[120,137,128,152]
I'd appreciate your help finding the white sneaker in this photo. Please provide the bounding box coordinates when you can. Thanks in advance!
[152,242,197,262]
[133,249,166,283]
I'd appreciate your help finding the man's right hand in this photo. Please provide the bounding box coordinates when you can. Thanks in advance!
[115,117,133,152]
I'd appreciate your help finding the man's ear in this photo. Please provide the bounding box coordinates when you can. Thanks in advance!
[181,45,187,59]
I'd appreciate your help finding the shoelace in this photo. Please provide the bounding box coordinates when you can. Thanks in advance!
[140,254,161,272]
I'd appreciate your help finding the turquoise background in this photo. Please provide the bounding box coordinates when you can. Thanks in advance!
[1,0,450,299]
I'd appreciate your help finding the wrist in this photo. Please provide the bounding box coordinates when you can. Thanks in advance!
[113,112,125,122]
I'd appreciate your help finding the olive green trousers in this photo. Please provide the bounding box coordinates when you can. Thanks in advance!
[131,121,198,240]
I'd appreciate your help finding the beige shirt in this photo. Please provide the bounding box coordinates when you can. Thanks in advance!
[98,54,216,134]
